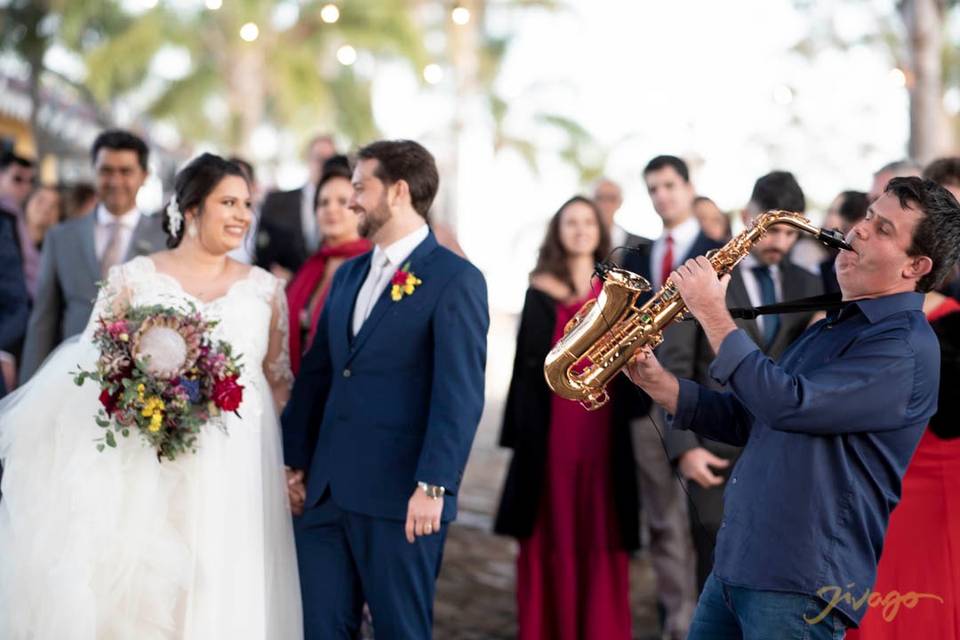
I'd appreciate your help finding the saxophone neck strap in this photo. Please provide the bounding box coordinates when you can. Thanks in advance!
[728,292,845,319]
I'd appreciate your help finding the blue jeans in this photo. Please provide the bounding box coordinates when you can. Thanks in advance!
[688,573,848,640]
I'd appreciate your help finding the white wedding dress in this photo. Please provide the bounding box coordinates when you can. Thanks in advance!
[0,256,303,639]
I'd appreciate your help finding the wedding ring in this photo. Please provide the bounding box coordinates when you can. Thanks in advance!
[424,524,433,534]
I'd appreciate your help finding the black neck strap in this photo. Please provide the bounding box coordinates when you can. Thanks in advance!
[727,292,845,319]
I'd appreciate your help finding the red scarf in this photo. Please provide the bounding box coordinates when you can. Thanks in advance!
[286,238,372,373]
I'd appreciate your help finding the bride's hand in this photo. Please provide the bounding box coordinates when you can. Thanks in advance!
[285,467,306,516]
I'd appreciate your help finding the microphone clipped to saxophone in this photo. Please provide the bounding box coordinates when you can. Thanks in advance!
[543,210,852,410]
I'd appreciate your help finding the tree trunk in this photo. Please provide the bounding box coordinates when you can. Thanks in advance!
[900,0,953,164]
[27,59,46,166]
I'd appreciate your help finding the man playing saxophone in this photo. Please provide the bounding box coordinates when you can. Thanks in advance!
[625,177,960,639]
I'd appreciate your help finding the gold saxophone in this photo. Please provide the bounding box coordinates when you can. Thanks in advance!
[543,210,851,410]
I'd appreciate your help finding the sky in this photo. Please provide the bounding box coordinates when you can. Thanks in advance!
[369,0,924,311]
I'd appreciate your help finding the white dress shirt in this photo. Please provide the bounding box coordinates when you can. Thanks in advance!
[301,183,320,253]
[650,215,701,287]
[351,224,430,336]
[739,253,783,335]
[94,204,141,262]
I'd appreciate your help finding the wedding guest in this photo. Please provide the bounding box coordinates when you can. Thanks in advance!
[693,196,731,243]
[868,159,921,202]
[820,190,868,294]
[19,129,167,383]
[60,182,97,220]
[495,196,639,640]
[924,156,960,200]
[20,185,62,298]
[621,154,715,640]
[846,285,960,639]
[594,177,643,252]
[668,171,823,592]
[256,133,337,279]
[286,156,371,374]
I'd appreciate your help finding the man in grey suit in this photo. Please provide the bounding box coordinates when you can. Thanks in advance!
[665,170,823,592]
[19,130,167,383]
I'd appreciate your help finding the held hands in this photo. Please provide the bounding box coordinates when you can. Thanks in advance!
[285,467,306,516]
[678,447,730,488]
[405,488,443,544]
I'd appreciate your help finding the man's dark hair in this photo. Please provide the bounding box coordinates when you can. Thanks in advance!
[0,151,35,172]
[749,170,805,213]
[357,140,438,219]
[90,129,149,171]
[886,176,960,292]
[836,190,869,227]
[643,155,690,182]
[923,157,960,189]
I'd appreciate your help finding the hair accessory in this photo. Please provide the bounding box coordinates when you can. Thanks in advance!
[166,196,183,238]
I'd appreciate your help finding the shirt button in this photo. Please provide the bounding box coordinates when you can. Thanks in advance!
[731,477,737,484]
[720,520,726,528]
[342,369,352,378]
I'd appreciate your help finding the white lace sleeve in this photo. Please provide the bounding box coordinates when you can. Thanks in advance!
[81,265,131,341]
[264,278,294,406]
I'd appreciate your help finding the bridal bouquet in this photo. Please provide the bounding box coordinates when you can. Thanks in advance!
[74,302,245,461]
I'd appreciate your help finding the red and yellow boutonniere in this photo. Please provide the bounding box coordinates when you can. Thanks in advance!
[390,262,422,301]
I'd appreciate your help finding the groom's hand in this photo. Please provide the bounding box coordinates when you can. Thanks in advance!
[285,467,306,516]
[405,489,443,544]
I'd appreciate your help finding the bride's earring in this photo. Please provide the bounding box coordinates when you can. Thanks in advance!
[187,223,198,239]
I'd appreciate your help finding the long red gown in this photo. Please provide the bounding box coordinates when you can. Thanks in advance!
[516,289,632,640]
[847,297,960,639]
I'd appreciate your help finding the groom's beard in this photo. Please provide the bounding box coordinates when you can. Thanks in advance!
[357,198,391,239]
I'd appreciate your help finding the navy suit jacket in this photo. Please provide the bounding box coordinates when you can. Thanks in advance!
[0,210,29,358]
[282,231,489,523]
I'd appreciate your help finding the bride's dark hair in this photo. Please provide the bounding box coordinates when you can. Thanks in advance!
[163,153,248,249]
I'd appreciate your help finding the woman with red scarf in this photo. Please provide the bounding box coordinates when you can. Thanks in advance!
[286,157,371,374]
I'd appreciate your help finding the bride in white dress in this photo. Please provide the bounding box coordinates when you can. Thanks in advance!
[0,153,303,639]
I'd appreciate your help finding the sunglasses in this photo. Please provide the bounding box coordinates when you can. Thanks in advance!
[11,175,37,186]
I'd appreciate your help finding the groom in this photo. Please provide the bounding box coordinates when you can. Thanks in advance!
[282,139,489,639]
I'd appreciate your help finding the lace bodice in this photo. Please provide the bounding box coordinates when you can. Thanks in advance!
[87,256,294,395]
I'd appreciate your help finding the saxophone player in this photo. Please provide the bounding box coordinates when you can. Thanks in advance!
[625,177,960,639]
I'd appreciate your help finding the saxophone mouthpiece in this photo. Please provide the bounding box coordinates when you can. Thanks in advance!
[818,228,853,251]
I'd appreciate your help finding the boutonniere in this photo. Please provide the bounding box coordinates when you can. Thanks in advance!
[390,262,422,302]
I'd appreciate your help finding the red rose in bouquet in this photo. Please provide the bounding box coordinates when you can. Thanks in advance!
[212,375,244,412]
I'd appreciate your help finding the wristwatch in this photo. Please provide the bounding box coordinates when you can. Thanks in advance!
[417,481,446,499]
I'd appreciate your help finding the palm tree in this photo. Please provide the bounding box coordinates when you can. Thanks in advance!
[80,0,429,155]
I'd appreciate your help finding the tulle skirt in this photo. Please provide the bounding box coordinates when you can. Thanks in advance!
[0,338,303,639]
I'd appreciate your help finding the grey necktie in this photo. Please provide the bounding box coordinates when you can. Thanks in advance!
[100,221,124,277]
[358,254,391,328]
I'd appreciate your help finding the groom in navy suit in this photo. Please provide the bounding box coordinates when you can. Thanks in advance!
[282,139,488,639]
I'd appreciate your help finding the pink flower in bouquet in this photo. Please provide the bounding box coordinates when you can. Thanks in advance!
[212,375,244,412]
[106,320,130,341]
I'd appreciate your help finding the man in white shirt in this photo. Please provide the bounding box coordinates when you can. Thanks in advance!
[621,155,722,640]
[283,139,488,639]
[256,134,337,279]
[668,170,824,593]
[19,129,167,383]
[594,177,647,263]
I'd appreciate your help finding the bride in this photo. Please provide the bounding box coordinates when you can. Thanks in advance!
[0,153,303,639]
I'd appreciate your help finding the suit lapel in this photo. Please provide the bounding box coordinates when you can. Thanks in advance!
[347,232,439,362]
[339,252,372,345]
[729,267,764,345]
[79,211,101,282]
[125,213,157,260]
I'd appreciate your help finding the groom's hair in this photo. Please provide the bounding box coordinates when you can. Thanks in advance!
[91,129,150,171]
[357,140,438,220]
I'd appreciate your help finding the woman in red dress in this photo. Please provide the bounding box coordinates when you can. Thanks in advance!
[495,196,640,640]
[286,156,371,374]
[847,289,960,639]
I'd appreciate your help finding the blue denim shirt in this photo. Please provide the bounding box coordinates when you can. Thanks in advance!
[670,291,939,626]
